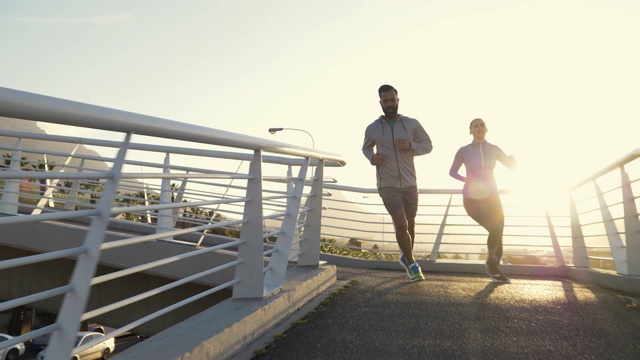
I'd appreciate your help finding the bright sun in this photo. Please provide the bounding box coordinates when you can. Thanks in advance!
[501,169,571,215]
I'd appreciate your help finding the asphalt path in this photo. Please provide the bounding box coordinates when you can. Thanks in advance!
[16,267,640,360]
[247,267,640,360]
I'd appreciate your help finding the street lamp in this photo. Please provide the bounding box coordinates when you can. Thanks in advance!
[268,127,315,149]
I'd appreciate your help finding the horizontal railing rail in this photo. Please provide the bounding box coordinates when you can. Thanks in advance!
[320,184,571,267]
[0,87,344,358]
[1,86,638,358]
[569,148,640,275]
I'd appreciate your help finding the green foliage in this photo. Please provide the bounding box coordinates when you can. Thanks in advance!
[32,158,56,172]
[29,175,245,238]
[1,152,30,170]
[320,237,383,259]
[585,250,616,270]
[505,256,544,265]
[205,213,241,237]
[319,237,422,261]
[83,179,103,204]
[437,253,464,260]
[347,237,362,248]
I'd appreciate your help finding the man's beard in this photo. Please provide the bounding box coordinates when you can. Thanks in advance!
[383,105,398,119]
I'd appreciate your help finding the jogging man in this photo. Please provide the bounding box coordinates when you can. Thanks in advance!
[362,84,433,282]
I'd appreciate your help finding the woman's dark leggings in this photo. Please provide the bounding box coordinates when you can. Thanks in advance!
[463,194,504,260]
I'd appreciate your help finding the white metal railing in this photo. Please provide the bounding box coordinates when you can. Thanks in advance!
[313,152,640,277]
[318,184,571,267]
[1,86,639,358]
[0,87,344,359]
[568,148,640,275]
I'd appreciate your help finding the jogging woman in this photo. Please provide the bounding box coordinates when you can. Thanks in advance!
[449,118,516,282]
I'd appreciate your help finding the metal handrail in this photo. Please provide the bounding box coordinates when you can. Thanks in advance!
[0,86,344,357]
[1,86,639,358]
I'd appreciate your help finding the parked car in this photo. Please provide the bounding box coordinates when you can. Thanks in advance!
[36,331,115,360]
[0,333,26,360]
[29,332,50,350]
[31,324,107,350]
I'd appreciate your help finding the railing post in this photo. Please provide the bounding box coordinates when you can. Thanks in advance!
[594,181,628,274]
[286,165,293,195]
[298,160,324,266]
[620,166,640,275]
[545,209,566,267]
[264,159,309,295]
[292,199,306,258]
[45,133,130,360]
[429,194,453,262]
[64,159,84,211]
[171,175,189,227]
[43,153,54,207]
[0,139,23,215]
[142,181,152,224]
[570,193,590,268]
[32,145,80,214]
[233,150,265,299]
[156,153,174,240]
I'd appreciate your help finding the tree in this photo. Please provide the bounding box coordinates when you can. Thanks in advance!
[31,158,57,195]
[57,180,74,195]
[347,238,362,249]
[1,152,29,170]
[81,179,104,204]
[206,212,241,238]
[505,256,543,265]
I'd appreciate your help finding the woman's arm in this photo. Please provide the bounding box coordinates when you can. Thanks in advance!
[497,147,517,170]
[502,155,516,170]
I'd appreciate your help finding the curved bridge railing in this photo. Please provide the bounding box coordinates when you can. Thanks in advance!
[1,86,639,358]
[0,86,344,359]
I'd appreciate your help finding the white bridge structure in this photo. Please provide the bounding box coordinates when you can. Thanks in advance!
[0,86,639,359]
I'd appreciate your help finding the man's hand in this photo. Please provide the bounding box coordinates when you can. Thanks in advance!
[395,139,411,151]
[373,153,383,166]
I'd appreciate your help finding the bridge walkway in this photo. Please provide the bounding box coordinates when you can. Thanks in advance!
[240,267,640,360]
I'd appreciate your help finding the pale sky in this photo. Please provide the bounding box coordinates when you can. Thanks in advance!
[2,0,639,209]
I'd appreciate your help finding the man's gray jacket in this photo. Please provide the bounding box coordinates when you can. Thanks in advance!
[362,114,433,189]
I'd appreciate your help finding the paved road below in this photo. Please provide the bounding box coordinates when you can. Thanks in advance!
[250,267,640,360]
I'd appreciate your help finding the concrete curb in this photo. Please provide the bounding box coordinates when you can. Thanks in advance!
[321,254,640,297]
[320,254,568,277]
[113,265,337,360]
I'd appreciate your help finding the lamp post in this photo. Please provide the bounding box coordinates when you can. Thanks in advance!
[268,127,317,192]
[268,127,315,149]
[269,127,318,250]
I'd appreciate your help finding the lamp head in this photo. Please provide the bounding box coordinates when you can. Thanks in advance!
[268,127,283,134]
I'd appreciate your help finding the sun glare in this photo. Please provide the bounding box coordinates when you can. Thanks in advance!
[505,170,571,215]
